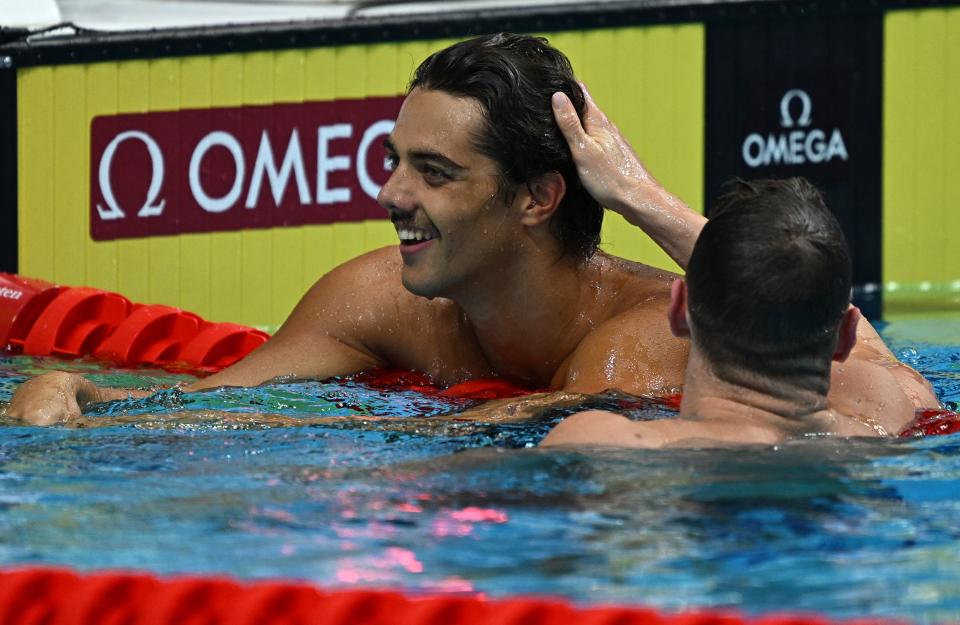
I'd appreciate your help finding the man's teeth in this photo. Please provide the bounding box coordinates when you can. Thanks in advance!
[398,228,436,242]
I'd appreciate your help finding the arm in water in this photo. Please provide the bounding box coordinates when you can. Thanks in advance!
[56,393,594,431]
[3,373,148,427]
[5,250,394,426]
[552,84,937,411]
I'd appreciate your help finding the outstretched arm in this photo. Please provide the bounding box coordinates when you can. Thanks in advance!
[551,87,706,270]
[183,259,385,392]
[5,250,397,426]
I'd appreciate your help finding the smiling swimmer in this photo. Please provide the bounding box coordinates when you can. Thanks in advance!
[9,34,693,425]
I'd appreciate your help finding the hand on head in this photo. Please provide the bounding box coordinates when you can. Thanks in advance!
[550,83,659,216]
[550,82,707,272]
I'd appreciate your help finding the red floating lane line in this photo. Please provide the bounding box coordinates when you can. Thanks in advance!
[93,304,205,367]
[899,409,960,438]
[0,567,78,625]
[0,274,65,352]
[63,571,161,625]
[395,595,487,625]
[0,566,916,625]
[439,379,541,400]
[356,369,544,400]
[176,322,270,371]
[138,576,241,625]
[22,288,133,358]
[578,606,669,625]
[672,612,751,625]
[0,273,271,373]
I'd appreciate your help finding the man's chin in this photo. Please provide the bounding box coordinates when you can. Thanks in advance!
[400,271,441,300]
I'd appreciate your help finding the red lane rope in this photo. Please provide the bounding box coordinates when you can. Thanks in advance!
[0,567,911,625]
[0,273,268,372]
[354,369,541,400]
[898,408,960,437]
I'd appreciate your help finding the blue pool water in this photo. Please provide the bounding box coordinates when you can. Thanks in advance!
[0,316,958,623]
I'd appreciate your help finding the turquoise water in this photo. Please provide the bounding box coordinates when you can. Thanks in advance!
[0,316,958,623]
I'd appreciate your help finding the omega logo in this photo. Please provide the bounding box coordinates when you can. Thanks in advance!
[94,121,394,220]
[741,89,849,168]
[97,130,167,220]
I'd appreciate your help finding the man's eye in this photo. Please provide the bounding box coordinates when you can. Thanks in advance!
[420,165,450,186]
[384,154,398,171]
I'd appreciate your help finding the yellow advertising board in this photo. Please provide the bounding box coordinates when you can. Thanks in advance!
[14,27,703,329]
[6,1,960,328]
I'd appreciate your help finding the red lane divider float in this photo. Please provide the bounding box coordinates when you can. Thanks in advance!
[899,408,960,437]
[0,275,65,353]
[93,304,205,367]
[354,369,542,400]
[0,567,912,625]
[178,322,271,371]
[23,288,132,358]
[0,273,268,372]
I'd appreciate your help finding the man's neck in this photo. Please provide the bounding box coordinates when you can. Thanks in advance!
[679,349,834,435]
[452,249,600,387]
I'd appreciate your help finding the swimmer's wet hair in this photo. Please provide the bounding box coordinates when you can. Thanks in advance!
[410,33,602,261]
[687,177,852,392]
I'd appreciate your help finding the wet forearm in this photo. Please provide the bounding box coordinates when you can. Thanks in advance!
[613,183,707,271]
[452,391,592,424]
[87,385,153,406]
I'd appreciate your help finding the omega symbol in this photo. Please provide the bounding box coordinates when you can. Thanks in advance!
[96,130,166,220]
[779,89,813,128]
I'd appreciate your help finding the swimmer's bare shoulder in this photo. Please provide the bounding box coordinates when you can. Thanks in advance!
[192,247,491,390]
[597,250,679,286]
[556,253,687,396]
[325,247,493,382]
[828,355,926,436]
[825,314,939,434]
[540,407,885,448]
[188,247,394,389]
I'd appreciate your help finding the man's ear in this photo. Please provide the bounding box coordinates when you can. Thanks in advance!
[668,279,691,338]
[519,172,566,226]
[833,305,861,362]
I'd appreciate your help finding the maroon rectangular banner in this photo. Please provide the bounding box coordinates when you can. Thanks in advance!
[90,96,404,241]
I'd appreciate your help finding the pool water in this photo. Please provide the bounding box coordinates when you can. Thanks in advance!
[0,316,958,623]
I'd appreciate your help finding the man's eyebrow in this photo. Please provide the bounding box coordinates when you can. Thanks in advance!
[382,138,466,172]
[410,150,467,172]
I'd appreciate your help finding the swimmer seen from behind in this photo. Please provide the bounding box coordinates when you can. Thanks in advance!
[543,179,938,447]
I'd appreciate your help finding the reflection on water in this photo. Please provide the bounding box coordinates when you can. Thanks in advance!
[0,318,957,622]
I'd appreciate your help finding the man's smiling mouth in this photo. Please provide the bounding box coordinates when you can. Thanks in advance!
[396,226,439,245]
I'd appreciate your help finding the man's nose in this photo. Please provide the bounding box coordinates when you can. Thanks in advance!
[377,167,416,214]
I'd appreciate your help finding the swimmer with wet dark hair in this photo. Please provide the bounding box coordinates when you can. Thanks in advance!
[543,97,939,447]
[9,33,693,425]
